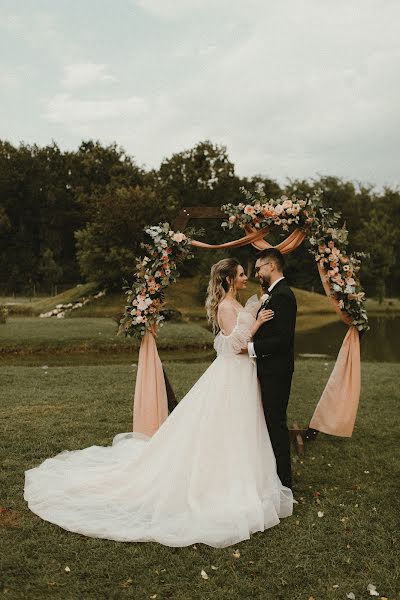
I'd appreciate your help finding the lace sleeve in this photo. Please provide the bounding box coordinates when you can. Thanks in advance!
[227,314,253,353]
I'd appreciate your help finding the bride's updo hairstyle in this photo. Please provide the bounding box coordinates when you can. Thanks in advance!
[205,258,240,333]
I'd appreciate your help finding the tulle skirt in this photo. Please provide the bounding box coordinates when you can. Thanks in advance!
[24,354,293,547]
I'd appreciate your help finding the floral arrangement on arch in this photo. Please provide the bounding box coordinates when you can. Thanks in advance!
[118,223,194,340]
[222,185,369,332]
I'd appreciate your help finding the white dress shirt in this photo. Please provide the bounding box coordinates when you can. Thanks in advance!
[248,277,285,358]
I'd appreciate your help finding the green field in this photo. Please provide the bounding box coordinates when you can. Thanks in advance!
[1,360,399,599]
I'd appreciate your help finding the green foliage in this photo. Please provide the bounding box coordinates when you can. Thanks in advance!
[75,186,169,285]
[353,205,397,302]
[0,140,144,293]
[0,304,8,323]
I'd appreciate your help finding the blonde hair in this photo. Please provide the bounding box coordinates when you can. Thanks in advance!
[205,258,240,333]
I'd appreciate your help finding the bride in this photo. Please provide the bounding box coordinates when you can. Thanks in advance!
[24,258,293,548]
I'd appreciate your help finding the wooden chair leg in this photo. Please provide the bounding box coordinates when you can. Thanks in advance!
[290,423,305,457]
[163,367,178,413]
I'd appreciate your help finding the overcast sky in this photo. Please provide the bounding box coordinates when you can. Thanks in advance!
[1,0,399,188]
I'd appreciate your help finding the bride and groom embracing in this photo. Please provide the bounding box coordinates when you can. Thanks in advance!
[25,248,297,548]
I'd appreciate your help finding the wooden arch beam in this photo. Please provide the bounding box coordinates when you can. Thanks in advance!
[174,207,225,230]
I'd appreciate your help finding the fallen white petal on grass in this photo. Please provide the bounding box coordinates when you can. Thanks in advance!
[367,583,379,596]
[332,583,339,588]
[200,570,209,580]
[317,511,324,518]
[64,566,70,573]
[346,593,355,600]
[211,565,218,570]
[364,470,370,474]
[232,549,241,558]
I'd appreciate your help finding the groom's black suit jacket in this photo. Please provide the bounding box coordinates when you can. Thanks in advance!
[253,279,297,377]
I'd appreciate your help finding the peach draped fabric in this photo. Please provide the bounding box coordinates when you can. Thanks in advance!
[133,329,168,436]
[308,266,360,436]
[243,225,307,254]
[133,224,361,438]
[191,225,272,249]
[309,326,360,436]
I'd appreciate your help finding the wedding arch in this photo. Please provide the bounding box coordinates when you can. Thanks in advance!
[119,186,369,444]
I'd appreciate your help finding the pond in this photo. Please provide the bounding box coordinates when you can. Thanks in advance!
[295,315,400,363]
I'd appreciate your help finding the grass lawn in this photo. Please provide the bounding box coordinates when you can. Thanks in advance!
[0,318,214,356]
[0,360,398,599]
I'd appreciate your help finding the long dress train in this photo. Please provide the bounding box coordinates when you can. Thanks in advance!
[24,298,293,548]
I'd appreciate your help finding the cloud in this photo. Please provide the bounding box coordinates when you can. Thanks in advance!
[134,0,220,20]
[45,93,148,123]
[61,63,116,90]
[0,66,19,90]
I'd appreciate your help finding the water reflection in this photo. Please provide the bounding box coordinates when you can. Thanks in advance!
[295,315,400,362]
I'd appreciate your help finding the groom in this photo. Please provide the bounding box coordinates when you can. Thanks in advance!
[248,248,297,490]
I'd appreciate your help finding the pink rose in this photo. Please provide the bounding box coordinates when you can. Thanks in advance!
[172,232,186,243]
[282,199,292,210]
[244,205,255,215]
[229,215,236,223]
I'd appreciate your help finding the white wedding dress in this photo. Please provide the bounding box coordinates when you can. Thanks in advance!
[24,297,293,548]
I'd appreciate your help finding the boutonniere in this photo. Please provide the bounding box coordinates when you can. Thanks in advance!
[261,293,271,306]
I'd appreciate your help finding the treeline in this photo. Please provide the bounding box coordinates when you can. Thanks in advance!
[0,139,398,299]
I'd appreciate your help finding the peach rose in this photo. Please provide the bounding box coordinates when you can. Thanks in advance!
[262,204,275,217]
[173,232,186,243]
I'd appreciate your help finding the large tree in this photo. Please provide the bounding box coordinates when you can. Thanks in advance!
[75,186,170,285]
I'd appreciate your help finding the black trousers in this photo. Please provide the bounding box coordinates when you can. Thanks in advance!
[259,372,293,490]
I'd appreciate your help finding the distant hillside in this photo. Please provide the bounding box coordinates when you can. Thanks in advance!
[6,277,334,317]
